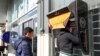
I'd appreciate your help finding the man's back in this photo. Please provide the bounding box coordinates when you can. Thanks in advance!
[14,36,32,56]
[57,31,79,53]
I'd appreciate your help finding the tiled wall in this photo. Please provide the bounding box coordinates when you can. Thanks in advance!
[89,7,100,56]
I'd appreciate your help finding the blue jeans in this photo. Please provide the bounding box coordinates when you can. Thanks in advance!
[59,51,72,56]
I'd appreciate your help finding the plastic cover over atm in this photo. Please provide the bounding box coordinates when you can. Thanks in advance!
[47,7,72,30]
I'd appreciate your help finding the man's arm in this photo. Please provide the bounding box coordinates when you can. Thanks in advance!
[67,33,79,44]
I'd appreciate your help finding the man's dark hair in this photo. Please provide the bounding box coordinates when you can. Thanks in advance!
[24,27,34,35]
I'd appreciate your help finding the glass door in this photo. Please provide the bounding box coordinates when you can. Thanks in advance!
[23,18,37,56]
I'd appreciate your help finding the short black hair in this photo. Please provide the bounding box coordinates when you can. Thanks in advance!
[24,27,34,35]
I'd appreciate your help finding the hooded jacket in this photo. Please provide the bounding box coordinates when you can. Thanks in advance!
[54,29,79,53]
[14,36,32,56]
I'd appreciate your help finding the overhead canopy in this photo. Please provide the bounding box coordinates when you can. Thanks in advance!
[47,7,72,30]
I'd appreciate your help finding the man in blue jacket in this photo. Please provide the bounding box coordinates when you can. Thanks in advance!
[14,27,33,56]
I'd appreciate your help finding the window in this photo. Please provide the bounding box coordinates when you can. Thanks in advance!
[24,0,28,13]
[50,0,75,11]
[11,1,14,22]
[23,21,28,28]
[28,19,34,29]
[12,10,14,21]
[28,0,38,11]
[18,0,24,17]
[14,0,18,19]
[23,19,37,56]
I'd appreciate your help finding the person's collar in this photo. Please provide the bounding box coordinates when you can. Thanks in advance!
[22,36,32,41]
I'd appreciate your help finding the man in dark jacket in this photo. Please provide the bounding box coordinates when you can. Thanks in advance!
[56,22,79,56]
[14,27,33,56]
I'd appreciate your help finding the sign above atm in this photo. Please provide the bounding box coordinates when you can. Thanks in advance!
[47,7,72,30]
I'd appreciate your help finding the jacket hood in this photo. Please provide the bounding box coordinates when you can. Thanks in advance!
[14,37,22,50]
